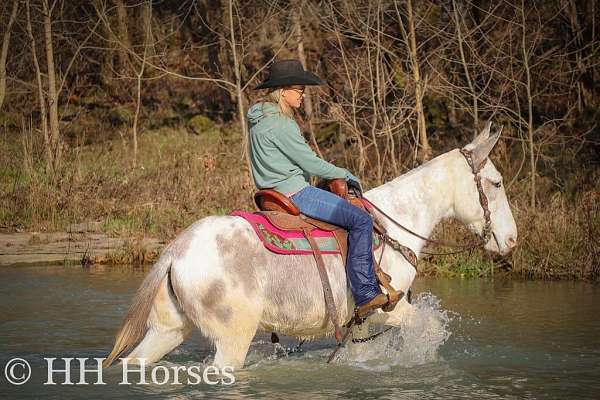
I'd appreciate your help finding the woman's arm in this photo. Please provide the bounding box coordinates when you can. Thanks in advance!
[273,120,355,180]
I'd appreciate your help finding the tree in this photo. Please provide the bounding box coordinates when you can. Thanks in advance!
[396,0,431,162]
[0,0,18,111]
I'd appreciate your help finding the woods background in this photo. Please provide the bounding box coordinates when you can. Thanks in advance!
[0,0,598,278]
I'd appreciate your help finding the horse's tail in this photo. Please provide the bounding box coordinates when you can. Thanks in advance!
[102,252,173,368]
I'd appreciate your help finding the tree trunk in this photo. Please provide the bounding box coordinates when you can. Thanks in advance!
[141,0,155,59]
[0,0,18,111]
[367,1,382,182]
[293,1,323,158]
[93,0,115,86]
[568,0,593,110]
[452,0,478,137]
[198,0,234,121]
[42,0,61,169]
[132,1,152,168]
[25,0,52,171]
[521,0,536,210]
[404,0,431,161]
[227,0,250,169]
[114,0,131,73]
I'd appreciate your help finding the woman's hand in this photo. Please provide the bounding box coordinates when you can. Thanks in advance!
[344,170,363,196]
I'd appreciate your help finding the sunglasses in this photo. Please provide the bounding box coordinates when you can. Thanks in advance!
[287,87,305,96]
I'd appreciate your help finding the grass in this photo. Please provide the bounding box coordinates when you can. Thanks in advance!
[422,252,494,279]
[1,116,598,279]
[417,179,600,280]
[102,237,161,266]
[510,189,600,280]
[1,124,255,240]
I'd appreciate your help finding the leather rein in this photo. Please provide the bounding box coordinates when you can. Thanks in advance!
[364,148,494,258]
[327,149,497,357]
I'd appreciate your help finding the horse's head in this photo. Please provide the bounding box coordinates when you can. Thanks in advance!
[452,122,517,255]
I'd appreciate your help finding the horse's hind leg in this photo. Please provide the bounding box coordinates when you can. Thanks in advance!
[213,326,257,369]
[176,275,262,369]
[126,276,193,364]
[185,301,260,369]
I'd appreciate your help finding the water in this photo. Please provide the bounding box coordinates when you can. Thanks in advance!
[1,265,599,399]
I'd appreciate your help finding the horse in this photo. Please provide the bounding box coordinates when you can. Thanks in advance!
[103,122,517,369]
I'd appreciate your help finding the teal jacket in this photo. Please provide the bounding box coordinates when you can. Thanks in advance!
[248,102,353,195]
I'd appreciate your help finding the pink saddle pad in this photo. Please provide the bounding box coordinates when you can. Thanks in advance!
[230,210,382,256]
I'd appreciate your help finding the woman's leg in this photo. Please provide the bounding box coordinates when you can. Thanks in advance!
[290,186,381,306]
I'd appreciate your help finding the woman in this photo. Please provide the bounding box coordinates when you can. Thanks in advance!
[248,59,389,316]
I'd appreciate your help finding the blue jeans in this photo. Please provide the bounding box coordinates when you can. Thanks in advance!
[290,186,382,306]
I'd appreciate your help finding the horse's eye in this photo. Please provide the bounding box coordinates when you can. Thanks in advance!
[492,181,502,188]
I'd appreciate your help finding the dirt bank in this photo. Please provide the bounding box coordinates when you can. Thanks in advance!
[0,222,164,267]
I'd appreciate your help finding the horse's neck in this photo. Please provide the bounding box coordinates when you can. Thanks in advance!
[365,151,457,256]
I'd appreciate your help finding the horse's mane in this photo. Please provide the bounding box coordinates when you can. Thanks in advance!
[385,149,457,186]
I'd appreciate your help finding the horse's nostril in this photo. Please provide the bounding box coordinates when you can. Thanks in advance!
[506,236,517,248]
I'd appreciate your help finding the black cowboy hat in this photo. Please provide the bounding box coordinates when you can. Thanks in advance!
[255,59,324,89]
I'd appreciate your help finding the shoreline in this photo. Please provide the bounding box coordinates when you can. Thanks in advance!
[0,229,164,267]
[1,231,594,282]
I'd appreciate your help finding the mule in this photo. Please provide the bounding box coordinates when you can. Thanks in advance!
[103,122,517,369]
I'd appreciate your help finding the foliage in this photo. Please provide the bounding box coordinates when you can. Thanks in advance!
[0,0,598,276]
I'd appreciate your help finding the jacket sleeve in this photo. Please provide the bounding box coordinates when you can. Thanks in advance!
[273,120,350,180]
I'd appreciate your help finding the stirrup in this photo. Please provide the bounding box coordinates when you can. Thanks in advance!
[374,268,404,312]
[381,289,404,312]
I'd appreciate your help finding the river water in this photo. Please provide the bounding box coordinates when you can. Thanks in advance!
[1,265,599,399]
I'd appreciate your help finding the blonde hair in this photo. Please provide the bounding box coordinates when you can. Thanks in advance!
[268,88,294,118]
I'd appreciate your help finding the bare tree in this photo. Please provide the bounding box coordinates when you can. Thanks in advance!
[520,1,540,209]
[131,0,153,168]
[293,0,323,158]
[0,0,18,111]
[42,0,62,167]
[140,0,155,59]
[227,0,249,167]
[567,0,594,111]
[114,0,132,73]
[6,0,599,204]
[451,0,479,137]
[396,0,431,162]
[25,0,52,171]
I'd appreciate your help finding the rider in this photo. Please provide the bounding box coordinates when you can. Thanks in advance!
[247,59,389,316]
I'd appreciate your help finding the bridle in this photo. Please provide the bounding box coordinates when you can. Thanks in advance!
[459,147,493,246]
[363,148,496,261]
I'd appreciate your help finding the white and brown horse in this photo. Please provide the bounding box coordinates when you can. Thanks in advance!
[103,123,517,369]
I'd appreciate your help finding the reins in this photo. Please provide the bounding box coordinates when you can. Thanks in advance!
[363,148,493,257]
[327,149,497,363]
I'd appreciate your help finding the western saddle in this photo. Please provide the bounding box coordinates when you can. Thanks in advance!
[254,179,403,343]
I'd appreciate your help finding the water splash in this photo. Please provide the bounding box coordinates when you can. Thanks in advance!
[335,292,452,370]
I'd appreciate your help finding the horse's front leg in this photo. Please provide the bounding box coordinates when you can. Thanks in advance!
[366,298,416,327]
[348,298,414,342]
[373,297,446,341]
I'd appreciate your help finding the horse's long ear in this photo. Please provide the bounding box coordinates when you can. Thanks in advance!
[471,126,503,168]
[471,120,493,147]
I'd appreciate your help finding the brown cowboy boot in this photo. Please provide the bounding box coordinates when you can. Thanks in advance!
[355,293,391,318]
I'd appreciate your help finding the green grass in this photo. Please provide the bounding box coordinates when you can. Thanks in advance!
[429,253,494,279]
